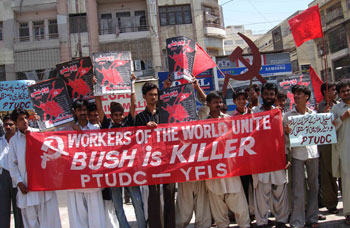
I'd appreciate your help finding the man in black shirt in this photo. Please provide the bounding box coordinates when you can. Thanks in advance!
[135,82,175,228]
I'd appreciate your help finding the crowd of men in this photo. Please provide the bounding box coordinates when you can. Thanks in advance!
[0,76,350,228]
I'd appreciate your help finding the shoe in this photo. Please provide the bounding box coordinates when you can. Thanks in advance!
[318,214,326,220]
[328,208,339,214]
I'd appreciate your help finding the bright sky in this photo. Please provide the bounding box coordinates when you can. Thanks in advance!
[220,0,311,34]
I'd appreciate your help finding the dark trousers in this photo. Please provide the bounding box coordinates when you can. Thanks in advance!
[0,169,23,228]
[241,175,252,204]
[148,183,176,228]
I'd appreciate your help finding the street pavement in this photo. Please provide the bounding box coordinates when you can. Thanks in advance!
[10,190,350,227]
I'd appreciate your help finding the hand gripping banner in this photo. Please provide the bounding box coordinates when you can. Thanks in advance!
[26,109,286,191]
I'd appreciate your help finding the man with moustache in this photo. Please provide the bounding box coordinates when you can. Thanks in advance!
[0,114,23,228]
[284,85,319,228]
[205,91,250,228]
[65,99,107,228]
[331,79,350,225]
[251,83,290,228]
[8,108,61,228]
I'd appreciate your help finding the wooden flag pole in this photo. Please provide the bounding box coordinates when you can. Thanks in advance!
[216,65,235,93]
[322,36,329,106]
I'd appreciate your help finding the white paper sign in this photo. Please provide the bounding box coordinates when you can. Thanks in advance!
[288,113,337,147]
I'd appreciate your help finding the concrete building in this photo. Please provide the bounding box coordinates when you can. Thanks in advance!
[251,11,317,76]
[310,0,350,81]
[223,25,262,55]
[0,0,226,81]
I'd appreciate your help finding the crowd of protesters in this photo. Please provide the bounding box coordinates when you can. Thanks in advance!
[1,76,350,228]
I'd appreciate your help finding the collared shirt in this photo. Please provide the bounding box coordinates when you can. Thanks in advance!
[251,105,287,187]
[203,112,243,194]
[331,101,350,177]
[283,107,319,160]
[8,127,54,208]
[79,121,100,130]
[101,113,134,129]
[0,136,9,174]
[318,99,338,114]
[135,108,160,126]
[231,108,247,116]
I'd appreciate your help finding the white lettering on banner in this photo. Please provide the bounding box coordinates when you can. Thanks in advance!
[179,163,226,181]
[80,171,147,187]
[68,131,132,148]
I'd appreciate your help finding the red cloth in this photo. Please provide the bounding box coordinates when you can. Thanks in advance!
[192,44,216,76]
[288,5,323,47]
[309,66,324,103]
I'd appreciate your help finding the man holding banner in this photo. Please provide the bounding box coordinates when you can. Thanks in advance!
[204,91,250,228]
[8,108,62,228]
[135,82,175,228]
[284,85,319,228]
[251,83,290,228]
[331,79,350,225]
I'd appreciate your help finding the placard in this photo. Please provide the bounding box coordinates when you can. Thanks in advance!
[93,52,132,95]
[0,80,35,111]
[159,84,197,123]
[28,78,74,130]
[56,57,94,100]
[288,113,337,147]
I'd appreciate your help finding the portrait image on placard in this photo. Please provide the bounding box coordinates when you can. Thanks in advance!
[93,52,132,95]
[56,57,94,100]
[28,78,74,130]
[166,36,196,82]
[159,83,197,124]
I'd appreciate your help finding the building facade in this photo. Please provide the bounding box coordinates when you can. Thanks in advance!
[223,25,262,55]
[0,0,226,81]
[310,0,350,81]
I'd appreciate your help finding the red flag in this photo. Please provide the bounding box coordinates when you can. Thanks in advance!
[193,44,216,76]
[288,5,323,47]
[309,66,324,103]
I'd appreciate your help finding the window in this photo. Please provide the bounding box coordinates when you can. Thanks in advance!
[0,65,5,81]
[224,40,233,45]
[19,22,30,42]
[291,59,299,73]
[159,5,192,26]
[116,12,131,33]
[33,21,45,40]
[203,5,221,28]
[328,26,347,53]
[48,19,58,39]
[100,13,113,34]
[69,14,87,33]
[135,11,147,31]
[0,22,3,40]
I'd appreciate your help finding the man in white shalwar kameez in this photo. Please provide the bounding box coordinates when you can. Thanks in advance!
[65,99,107,228]
[205,91,250,228]
[251,83,290,228]
[331,79,350,225]
[8,108,62,228]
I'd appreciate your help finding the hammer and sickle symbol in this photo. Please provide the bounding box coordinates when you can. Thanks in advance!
[40,136,69,169]
[222,32,267,96]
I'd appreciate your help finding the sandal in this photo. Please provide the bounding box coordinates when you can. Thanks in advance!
[345,215,350,225]
[305,223,320,228]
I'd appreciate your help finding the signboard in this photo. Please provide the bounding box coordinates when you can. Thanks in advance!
[159,84,198,123]
[288,113,337,147]
[56,57,94,100]
[93,52,132,95]
[28,78,74,130]
[218,64,292,79]
[0,80,35,111]
[101,80,158,117]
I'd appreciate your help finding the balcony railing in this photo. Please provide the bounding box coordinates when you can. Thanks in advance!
[203,12,224,29]
[99,26,149,35]
[16,33,59,43]
[325,7,344,26]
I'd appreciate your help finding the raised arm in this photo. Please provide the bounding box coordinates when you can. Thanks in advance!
[129,73,136,120]
[193,78,206,102]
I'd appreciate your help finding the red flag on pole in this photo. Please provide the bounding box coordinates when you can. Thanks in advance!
[193,44,216,76]
[309,66,324,103]
[288,5,323,47]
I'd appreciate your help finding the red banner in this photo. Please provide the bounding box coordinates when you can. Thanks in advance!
[26,109,286,191]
